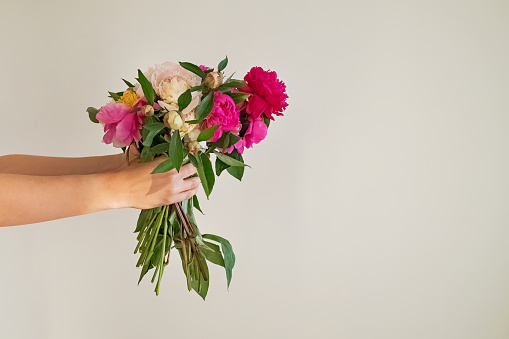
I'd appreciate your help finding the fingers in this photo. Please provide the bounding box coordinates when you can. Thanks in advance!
[182,176,200,191]
[173,185,199,203]
[178,163,198,178]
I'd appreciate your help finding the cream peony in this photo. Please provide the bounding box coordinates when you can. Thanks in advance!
[144,61,201,105]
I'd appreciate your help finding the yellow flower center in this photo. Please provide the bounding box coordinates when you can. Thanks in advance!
[118,90,140,107]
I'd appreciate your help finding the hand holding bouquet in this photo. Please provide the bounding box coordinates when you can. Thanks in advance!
[87,57,288,299]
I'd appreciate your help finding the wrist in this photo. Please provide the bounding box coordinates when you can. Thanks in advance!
[92,171,129,210]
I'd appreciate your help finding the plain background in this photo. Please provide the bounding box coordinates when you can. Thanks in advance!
[1,0,508,338]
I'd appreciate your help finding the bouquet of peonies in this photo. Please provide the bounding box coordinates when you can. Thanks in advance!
[87,57,288,299]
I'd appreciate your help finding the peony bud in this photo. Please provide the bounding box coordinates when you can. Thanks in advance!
[188,140,201,154]
[164,111,183,130]
[143,105,154,117]
[203,72,223,89]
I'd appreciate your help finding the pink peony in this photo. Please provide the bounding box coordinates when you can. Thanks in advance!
[201,92,241,142]
[240,66,288,120]
[226,117,267,154]
[199,65,211,71]
[96,102,144,148]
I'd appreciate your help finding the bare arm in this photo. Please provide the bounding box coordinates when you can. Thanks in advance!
[0,157,200,227]
[0,153,126,175]
[0,172,110,226]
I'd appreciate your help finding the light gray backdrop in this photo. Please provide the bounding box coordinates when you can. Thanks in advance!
[1,0,508,338]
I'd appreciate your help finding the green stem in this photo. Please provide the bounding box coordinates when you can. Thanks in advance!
[139,206,166,267]
[155,205,170,295]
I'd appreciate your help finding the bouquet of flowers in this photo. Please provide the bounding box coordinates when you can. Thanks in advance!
[87,57,288,299]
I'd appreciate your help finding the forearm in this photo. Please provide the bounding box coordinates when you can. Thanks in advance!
[0,153,125,176]
[0,172,113,227]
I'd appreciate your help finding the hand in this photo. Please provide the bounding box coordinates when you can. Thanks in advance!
[103,151,200,210]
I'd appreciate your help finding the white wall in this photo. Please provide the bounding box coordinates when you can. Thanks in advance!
[0,0,508,338]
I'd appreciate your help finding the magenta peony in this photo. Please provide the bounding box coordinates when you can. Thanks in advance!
[96,102,144,148]
[226,117,267,154]
[201,92,241,142]
[240,66,288,120]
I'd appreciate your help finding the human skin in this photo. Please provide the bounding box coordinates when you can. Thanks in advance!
[0,148,200,227]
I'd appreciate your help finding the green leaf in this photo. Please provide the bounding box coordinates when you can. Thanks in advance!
[189,153,215,198]
[217,79,246,92]
[215,157,230,176]
[135,209,151,233]
[178,89,192,111]
[179,62,205,79]
[108,91,121,101]
[201,241,225,267]
[122,78,135,88]
[190,255,210,300]
[139,145,153,162]
[200,153,215,198]
[226,150,244,181]
[87,107,99,123]
[144,122,165,131]
[214,151,249,167]
[142,122,165,147]
[136,69,156,105]
[148,142,170,155]
[202,234,235,289]
[190,85,202,92]
[218,56,228,72]
[226,92,251,104]
[185,119,200,124]
[263,115,271,127]
[222,134,241,151]
[169,130,184,172]
[138,260,153,285]
[205,131,241,153]
[197,125,220,142]
[195,91,215,121]
[151,158,175,174]
[193,195,203,214]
